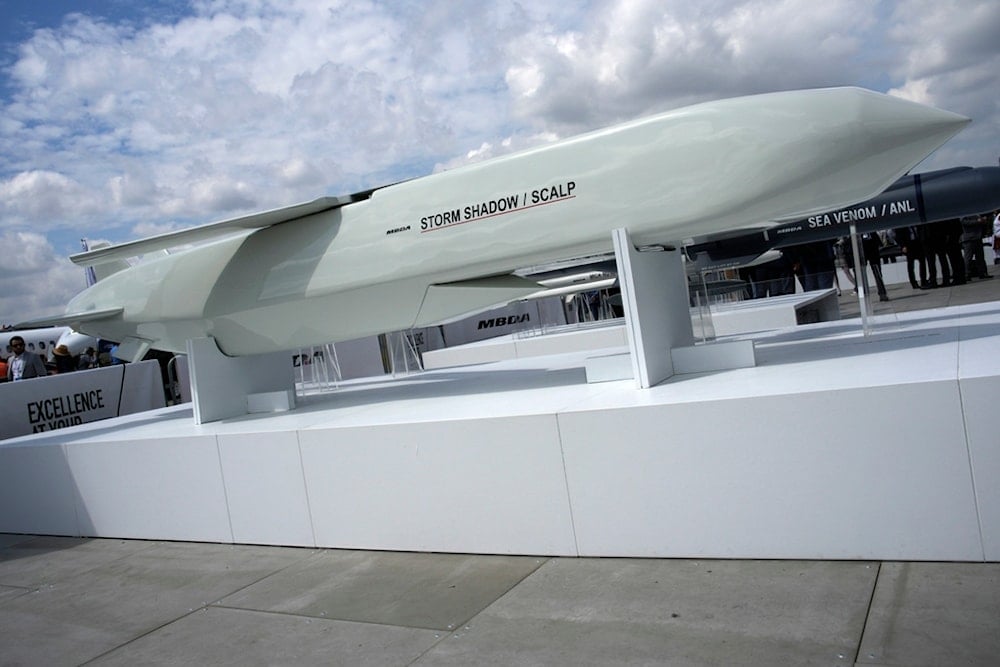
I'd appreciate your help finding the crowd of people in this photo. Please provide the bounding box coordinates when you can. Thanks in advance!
[893,214,996,290]
[740,211,999,299]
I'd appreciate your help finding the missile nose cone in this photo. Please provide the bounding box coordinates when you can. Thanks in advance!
[846,87,969,157]
[789,88,971,210]
[977,166,1000,190]
[966,166,1000,212]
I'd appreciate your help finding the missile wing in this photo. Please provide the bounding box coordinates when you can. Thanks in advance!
[26,87,969,357]
[71,193,368,267]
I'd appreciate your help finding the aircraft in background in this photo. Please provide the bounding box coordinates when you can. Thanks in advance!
[1,327,70,361]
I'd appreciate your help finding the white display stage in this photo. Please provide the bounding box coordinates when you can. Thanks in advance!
[2,300,999,561]
[423,289,841,371]
[705,287,841,335]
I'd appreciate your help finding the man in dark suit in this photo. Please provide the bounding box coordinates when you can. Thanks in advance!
[895,226,928,289]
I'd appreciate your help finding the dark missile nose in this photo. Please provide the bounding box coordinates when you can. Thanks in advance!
[922,166,1000,218]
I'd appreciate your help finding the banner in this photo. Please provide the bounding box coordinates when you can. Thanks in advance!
[0,360,166,440]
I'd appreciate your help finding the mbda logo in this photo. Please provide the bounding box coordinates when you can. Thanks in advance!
[477,313,530,329]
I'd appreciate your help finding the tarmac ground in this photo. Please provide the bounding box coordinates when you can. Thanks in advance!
[3,262,1000,666]
[835,261,1000,319]
[2,534,999,666]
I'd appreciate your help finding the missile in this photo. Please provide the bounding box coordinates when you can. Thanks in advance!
[24,87,968,358]
[686,165,1000,270]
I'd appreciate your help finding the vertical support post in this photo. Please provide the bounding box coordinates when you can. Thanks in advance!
[849,222,872,336]
[612,228,693,388]
[187,337,295,424]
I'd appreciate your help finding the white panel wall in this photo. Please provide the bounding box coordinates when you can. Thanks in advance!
[63,436,232,542]
[299,415,578,555]
[959,375,1000,560]
[217,431,316,547]
[558,383,984,560]
[0,443,78,535]
[958,315,1000,560]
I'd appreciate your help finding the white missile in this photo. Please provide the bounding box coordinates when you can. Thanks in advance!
[29,87,967,357]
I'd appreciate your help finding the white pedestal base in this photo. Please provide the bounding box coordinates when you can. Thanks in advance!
[3,302,999,562]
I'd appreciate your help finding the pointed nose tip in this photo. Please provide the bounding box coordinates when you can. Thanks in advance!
[921,105,970,131]
[842,88,971,175]
[862,87,970,135]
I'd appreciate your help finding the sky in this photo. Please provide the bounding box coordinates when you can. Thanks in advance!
[1,0,999,323]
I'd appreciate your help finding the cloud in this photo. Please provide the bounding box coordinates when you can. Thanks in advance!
[0,170,104,222]
[0,231,85,325]
[504,0,880,132]
[0,231,58,276]
[0,1,540,234]
[885,0,1000,165]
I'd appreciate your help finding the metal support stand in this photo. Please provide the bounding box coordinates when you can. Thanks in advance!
[849,222,872,336]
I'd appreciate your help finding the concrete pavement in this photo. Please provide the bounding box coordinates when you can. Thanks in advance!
[2,534,1000,666]
[836,265,1000,318]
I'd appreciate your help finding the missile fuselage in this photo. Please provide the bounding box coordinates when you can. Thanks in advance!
[61,87,968,356]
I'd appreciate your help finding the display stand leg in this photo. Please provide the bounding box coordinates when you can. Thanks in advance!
[849,222,872,336]
[586,228,755,386]
[613,228,693,388]
[187,337,296,424]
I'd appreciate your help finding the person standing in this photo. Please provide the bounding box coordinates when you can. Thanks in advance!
[993,210,1000,265]
[52,344,77,373]
[5,335,48,381]
[895,225,928,289]
[77,346,98,370]
[944,217,967,285]
[960,215,990,280]
[861,233,890,301]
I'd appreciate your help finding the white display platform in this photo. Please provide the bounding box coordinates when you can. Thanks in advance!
[2,301,999,561]
[708,288,840,335]
[422,321,628,370]
[424,289,835,370]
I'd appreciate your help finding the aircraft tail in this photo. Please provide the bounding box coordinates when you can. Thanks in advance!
[80,238,130,284]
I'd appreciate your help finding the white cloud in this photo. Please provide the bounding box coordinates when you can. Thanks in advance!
[888,79,932,106]
[0,170,104,221]
[504,0,880,130]
[0,1,525,236]
[108,172,161,207]
[0,231,57,276]
[0,232,86,325]
[130,221,182,238]
[884,0,1000,166]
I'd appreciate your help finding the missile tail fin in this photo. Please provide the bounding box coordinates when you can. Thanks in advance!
[82,241,132,282]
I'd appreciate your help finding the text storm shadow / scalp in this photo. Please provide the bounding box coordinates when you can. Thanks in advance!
[420,181,577,232]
